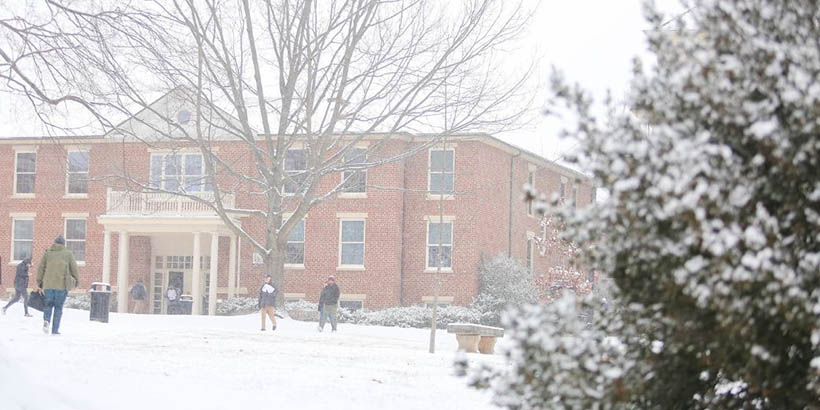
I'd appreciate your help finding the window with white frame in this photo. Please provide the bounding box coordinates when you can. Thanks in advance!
[526,238,534,271]
[66,151,89,194]
[152,271,163,314]
[424,301,451,309]
[341,148,366,193]
[527,171,535,215]
[339,220,365,266]
[284,149,308,194]
[428,149,454,194]
[572,186,578,208]
[14,152,36,194]
[285,219,305,265]
[150,153,212,193]
[339,300,364,311]
[12,219,33,262]
[427,220,452,269]
[64,219,86,262]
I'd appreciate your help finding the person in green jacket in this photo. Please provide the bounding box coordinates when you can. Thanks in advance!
[36,235,80,335]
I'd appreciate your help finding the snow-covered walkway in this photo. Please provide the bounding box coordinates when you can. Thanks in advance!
[0,304,503,410]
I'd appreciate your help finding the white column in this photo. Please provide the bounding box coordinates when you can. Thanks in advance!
[192,232,202,315]
[228,235,237,298]
[116,231,129,314]
[102,230,111,284]
[208,233,219,315]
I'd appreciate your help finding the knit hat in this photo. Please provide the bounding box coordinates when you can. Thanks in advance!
[55,235,65,245]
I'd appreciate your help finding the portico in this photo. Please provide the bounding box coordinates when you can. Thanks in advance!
[97,190,239,315]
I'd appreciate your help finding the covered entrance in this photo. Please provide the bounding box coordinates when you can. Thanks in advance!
[97,190,240,315]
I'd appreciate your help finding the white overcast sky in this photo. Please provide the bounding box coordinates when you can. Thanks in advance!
[498,0,683,165]
[0,0,684,168]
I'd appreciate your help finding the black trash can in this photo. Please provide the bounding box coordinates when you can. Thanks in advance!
[90,282,111,323]
[180,295,193,315]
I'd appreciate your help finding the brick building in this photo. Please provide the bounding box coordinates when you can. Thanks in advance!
[0,108,594,315]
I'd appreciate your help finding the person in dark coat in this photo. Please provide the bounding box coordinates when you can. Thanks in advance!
[317,275,340,332]
[2,258,33,317]
[129,279,147,314]
[258,275,277,331]
[166,282,181,314]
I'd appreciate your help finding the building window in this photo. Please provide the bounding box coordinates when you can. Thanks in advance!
[285,219,305,265]
[526,238,533,271]
[339,220,365,266]
[152,271,163,314]
[527,171,535,215]
[560,181,566,202]
[427,221,452,269]
[66,151,89,194]
[428,149,454,194]
[150,153,212,193]
[284,149,308,194]
[12,219,34,262]
[341,148,367,193]
[155,256,164,269]
[339,300,364,311]
[572,186,578,208]
[64,219,86,262]
[424,301,451,309]
[14,152,36,194]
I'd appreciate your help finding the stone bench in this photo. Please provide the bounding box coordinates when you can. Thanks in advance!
[447,323,504,354]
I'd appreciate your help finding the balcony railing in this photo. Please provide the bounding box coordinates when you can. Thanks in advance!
[106,190,235,216]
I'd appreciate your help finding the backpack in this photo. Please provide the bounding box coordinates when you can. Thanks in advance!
[167,287,179,301]
[130,284,144,299]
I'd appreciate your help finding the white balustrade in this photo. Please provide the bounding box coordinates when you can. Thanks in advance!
[106,190,235,216]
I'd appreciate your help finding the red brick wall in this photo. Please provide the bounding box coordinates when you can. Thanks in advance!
[0,136,596,309]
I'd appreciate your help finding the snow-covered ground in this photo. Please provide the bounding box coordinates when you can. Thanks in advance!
[0,303,505,410]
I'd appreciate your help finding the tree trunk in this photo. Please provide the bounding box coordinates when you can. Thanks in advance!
[264,246,287,309]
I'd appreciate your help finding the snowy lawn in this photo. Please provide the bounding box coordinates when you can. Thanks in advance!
[0,303,505,410]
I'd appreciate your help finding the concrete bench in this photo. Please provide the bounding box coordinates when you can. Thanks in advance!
[447,323,504,354]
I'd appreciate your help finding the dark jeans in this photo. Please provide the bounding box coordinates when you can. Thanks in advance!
[43,289,68,333]
[3,289,29,314]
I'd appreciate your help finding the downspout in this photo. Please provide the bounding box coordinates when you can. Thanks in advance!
[508,149,522,257]
[398,140,411,306]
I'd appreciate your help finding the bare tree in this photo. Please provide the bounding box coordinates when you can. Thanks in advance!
[1,0,533,307]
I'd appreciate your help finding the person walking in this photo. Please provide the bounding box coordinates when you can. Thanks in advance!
[36,235,79,335]
[2,257,33,317]
[130,279,147,314]
[166,283,181,314]
[258,275,277,331]
[317,275,340,332]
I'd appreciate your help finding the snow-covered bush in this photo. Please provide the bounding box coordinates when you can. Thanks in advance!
[461,1,820,408]
[284,300,318,311]
[64,294,91,310]
[65,293,117,311]
[216,297,258,316]
[471,255,538,326]
[287,303,481,329]
[456,294,637,410]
